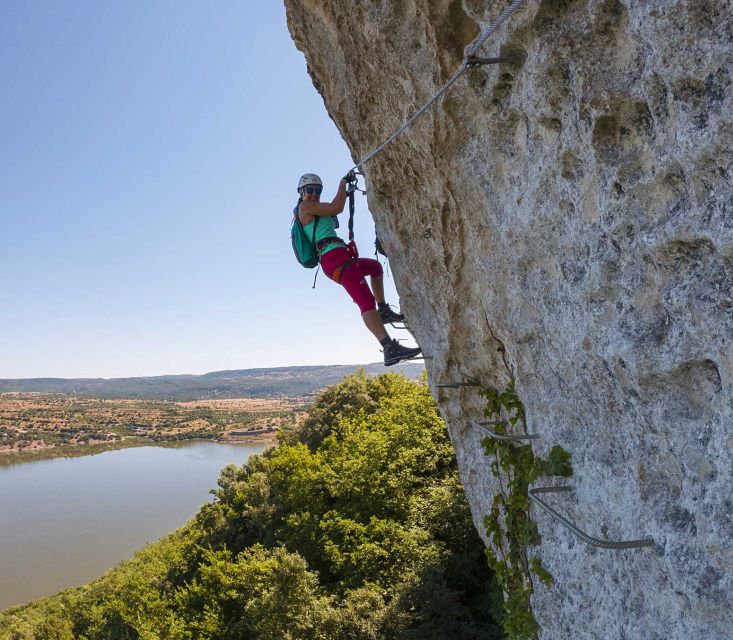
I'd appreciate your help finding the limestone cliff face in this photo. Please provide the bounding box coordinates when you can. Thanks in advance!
[284,1,732,638]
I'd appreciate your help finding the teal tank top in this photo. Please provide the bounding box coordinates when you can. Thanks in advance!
[302,215,342,257]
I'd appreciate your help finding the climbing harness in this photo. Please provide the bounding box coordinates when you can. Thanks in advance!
[529,486,655,550]
[315,237,347,254]
[350,0,527,172]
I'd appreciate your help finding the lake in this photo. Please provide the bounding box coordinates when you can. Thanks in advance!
[0,441,268,611]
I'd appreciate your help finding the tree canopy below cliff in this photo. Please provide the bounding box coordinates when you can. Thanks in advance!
[0,372,503,639]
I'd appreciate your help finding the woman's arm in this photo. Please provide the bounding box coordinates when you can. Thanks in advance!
[299,179,348,217]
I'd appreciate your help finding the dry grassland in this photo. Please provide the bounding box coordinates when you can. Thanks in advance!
[0,393,308,456]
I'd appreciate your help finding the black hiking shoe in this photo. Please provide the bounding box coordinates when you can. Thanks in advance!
[378,304,405,324]
[383,339,422,366]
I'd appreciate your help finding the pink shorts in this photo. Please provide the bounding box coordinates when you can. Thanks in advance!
[320,246,383,314]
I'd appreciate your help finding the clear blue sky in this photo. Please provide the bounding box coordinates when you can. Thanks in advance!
[0,1,401,378]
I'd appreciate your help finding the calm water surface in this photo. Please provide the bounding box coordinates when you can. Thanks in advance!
[0,441,267,610]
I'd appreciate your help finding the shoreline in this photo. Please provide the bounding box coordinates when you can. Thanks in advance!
[0,434,278,467]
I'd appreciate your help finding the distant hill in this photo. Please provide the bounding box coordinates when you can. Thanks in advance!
[0,362,425,401]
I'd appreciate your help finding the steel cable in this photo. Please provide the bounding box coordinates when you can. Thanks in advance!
[352,0,527,171]
[529,487,655,550]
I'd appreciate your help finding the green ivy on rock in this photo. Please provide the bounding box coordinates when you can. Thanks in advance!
[481,379,573,640]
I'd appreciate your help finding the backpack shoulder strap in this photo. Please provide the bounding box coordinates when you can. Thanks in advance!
[294,200,320,243]
[311,216,320,243]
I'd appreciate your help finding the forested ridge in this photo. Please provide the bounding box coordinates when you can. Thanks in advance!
[0,363,424,400]
[1,373,503,639]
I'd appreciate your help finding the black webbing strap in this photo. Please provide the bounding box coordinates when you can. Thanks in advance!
[347,187,355,242]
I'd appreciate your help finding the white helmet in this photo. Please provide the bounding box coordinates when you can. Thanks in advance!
[297,173,323,193]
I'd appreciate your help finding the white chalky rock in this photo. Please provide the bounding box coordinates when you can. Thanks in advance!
[285,1,732,637]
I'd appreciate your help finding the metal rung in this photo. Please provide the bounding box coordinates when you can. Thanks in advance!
[465,54,523,68]
[474,421,539,440]
[436,381,481,388]
[529,487,654,550]
[387,322,412,333]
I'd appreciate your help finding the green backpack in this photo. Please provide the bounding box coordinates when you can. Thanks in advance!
[291,203,320,269]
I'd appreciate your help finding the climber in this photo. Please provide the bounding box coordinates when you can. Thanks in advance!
[295,171,422,366]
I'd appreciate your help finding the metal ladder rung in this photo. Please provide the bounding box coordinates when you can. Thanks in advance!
[389,322,411,330]
[474,421,539,440]
[465,54,523,68]
[529,486,654,550]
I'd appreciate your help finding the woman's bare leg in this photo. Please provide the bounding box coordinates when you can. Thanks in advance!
[362,309,389,342]
[370,275,385,305]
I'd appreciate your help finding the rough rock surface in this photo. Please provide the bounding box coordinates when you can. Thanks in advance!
[284,1,732,638]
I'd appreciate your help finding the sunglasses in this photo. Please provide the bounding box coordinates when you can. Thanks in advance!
[304,186,323,194]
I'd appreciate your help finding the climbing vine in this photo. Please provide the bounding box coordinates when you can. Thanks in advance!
[481,378,573,640]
